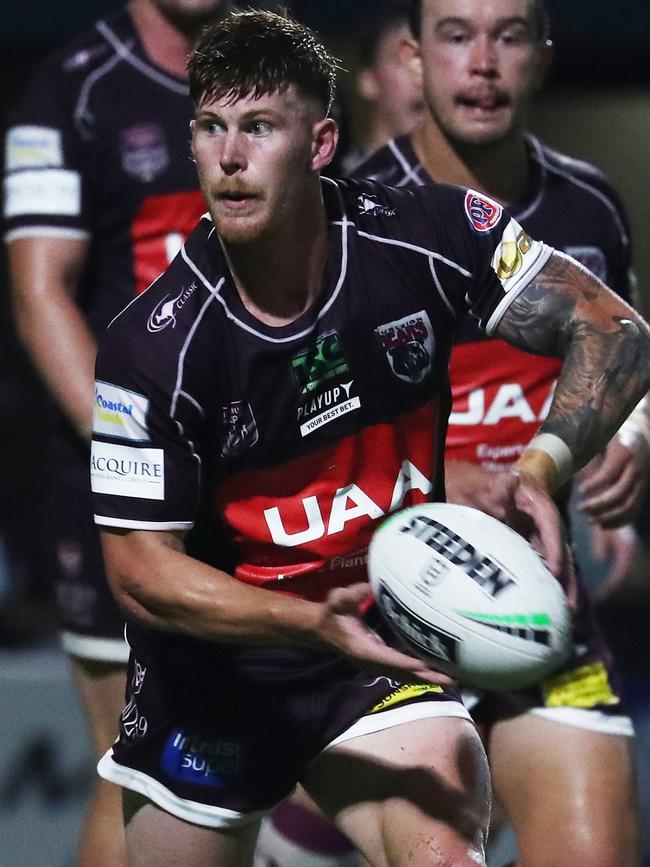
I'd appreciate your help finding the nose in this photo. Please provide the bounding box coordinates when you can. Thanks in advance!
[219,131,247,175]
[469,35,498,77]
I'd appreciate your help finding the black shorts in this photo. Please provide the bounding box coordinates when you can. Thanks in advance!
[98,620,469,828]
[467,568,632,736]
[48,435,128,662]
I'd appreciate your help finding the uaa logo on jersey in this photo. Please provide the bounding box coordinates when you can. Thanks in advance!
[147,283,197,333]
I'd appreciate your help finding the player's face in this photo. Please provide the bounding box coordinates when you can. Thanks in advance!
[191,88,335,245]
[414,0,550,147]
[358,22,426,137]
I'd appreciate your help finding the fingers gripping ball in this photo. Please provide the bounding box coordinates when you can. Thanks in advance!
[368,503,572,689]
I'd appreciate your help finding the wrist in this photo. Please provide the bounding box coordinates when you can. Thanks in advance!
[516,433,573,495]
[616,405,650,461]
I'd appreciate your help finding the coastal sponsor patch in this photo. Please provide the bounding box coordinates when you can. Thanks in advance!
[6,125,63,170]
[542,661,619,709]
[464,190,503,233]
[90,442,164,500]
[4,168,81,218]
[375,310,434,383]
[93,381,149,441]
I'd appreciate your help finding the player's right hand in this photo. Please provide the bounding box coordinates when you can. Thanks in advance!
[316,582,453,686]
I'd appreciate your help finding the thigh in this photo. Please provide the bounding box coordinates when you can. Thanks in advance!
[489,712,639,867]
[123,791,259,867]
[71,657,127,756]
[301,717,490,867]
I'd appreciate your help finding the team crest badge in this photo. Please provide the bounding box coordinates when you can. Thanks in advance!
[219,401,259,457]
[464,190,503,233]
[375,311,434,383]
[121,123,169,182]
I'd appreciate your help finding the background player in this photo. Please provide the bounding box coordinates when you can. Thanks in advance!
[3,0,231,863]
[342,0,426,173]
[353,0,648,864]
[91,9,650,867]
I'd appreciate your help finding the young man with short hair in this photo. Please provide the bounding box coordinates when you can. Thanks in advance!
[91,10,650,866]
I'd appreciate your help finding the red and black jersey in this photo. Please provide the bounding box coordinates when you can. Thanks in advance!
[354,135,633,469]
[91,177,553,602]
[3,10,205,337]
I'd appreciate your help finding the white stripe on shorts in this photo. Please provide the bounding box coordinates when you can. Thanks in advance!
[323,700,472,751]
[97,752,269,828]
[530,706,635,737]
[61,631,130,663]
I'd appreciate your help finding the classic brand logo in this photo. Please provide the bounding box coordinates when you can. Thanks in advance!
[375,310,434,384]
[121,123,169,183]
[291,331,349,393]
[357,194,396,217]
[147,282,197,333]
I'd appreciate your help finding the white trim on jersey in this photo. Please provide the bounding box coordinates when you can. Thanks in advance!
[180,219,351,345]
[179,389,205,418]
[350,227,473,277]
[98,752,270,828]
[94,514,194,531]
[429,257,456,316]
[4,225,90,243]
[96,20,189,95]
[75,49,124,132]
[387,139,426,187]
[323,700,472,751]
[485,242,554,335]
[61,631,130,663]
[526,135,629,247]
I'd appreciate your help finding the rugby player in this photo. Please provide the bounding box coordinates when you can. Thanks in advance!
[4,1,231,863]
[89,9,650,866]
[351,0,647,864]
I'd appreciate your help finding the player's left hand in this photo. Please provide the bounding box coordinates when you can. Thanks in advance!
[578,435,650,528]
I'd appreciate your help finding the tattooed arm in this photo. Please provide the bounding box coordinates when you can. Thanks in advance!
[493,251,650,493]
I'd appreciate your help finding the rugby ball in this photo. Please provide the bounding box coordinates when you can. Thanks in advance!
[368,502,572,690]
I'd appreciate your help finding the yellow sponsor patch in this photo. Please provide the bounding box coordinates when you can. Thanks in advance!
[370,683,443,713]
[542,662,619,708]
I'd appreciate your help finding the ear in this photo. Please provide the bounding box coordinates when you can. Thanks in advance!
[533,39,554,91]
[357,68,380,102]
[311,117,339,172]
[189,119,197,156]
[400,36,423,89]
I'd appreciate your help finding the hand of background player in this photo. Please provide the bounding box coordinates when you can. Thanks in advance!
[578,435,650,527]
[444,459,577,607]
[315,583,454,685]
[589,523,639,598]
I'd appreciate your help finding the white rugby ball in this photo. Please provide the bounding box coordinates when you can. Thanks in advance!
[368,502,572,690]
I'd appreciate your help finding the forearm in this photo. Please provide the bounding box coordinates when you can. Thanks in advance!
[102,529,323,646]
[497,252,650,491]
[15,290,97,441]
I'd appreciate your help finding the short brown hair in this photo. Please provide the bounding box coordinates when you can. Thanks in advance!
[188,9,339,115]
[408,0,550,42]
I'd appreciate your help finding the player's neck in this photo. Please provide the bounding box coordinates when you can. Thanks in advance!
[129,0,200,78]
[412,116,530,207]
[221,196,330,328]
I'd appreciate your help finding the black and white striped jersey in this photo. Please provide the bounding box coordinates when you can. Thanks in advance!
[3,9,205,337]
[354,134,633,470]
[91,176,553,601]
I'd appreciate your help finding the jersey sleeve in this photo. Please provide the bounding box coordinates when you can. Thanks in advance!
[411,185,555,335]
[91,308,203,531]
[3,54,91,241]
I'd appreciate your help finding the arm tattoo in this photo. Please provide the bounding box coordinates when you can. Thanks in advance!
[495,251,650,471]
